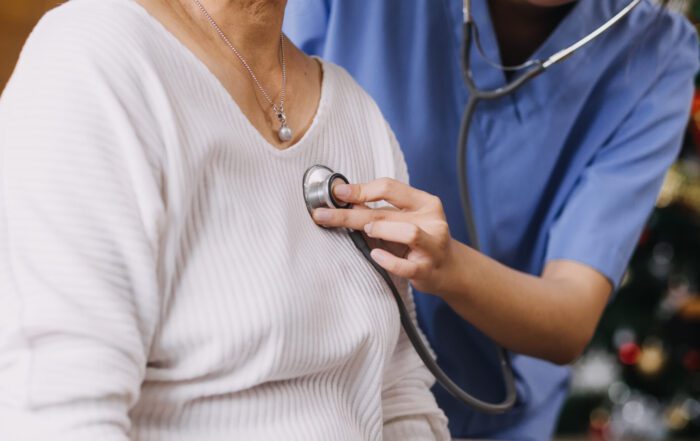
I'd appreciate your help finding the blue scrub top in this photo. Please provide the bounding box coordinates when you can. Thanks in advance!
[284,0,698,438]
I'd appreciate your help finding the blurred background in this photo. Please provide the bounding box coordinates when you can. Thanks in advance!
[1,1,699,440]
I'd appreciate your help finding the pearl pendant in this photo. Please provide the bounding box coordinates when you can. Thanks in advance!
[278,124,293,142]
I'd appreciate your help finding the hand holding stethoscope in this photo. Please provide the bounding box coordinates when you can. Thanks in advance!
[313,179,457,297]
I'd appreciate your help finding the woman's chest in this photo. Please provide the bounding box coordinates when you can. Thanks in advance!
[148,119,400,386]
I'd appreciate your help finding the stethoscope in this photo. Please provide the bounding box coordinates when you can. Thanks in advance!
[303,0,642,414]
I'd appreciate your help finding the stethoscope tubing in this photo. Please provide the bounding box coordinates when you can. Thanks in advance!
[348,229,518,414]
[452,22,548,414]
[457,22,547,252]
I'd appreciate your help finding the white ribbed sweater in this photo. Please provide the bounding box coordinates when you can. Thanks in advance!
[0,1,450,440]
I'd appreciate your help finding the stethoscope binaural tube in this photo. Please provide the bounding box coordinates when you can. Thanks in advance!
[303,164,516,414]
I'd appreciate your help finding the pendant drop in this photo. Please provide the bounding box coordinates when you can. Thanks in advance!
[279,124,292,142]
[277,110,293,142]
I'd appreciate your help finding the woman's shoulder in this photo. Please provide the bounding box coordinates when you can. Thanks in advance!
[319,59,408,182]
[320,59,392,136]
[3,0,174,124]
[1,1,167,173]
[631,0,699,69]
[635,0,697,36]
[32,0,156,42]
[588,1,699,105]
[18,0,163,78]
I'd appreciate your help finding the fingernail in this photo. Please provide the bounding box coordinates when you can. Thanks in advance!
[364,223,373,235]
[313,209,331,222]
[371,249,385,263]
[334,184,351,198]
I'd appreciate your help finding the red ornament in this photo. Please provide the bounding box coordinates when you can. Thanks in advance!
[618,342,641,365]
[638,227,650,246]
[588,408,611,441]
[690,89,700,155]
[683,349,700,372]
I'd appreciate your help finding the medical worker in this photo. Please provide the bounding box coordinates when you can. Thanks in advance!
[284,0,700,439]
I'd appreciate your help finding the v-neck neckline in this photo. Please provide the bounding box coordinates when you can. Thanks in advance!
[123,0,332,157]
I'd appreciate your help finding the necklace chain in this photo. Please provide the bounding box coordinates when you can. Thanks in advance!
[192,0,290,129]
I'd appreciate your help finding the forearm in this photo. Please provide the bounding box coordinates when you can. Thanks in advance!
[438,240,611,364]
[314,178,612,364]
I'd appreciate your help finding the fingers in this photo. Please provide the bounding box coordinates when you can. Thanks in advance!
[370,248,420,279]
[364,221,437,255]
[332,178,435,210]
[313,206,401,230]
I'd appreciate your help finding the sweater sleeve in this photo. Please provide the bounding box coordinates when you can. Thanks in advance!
[378,125,450,441]
[0,5,164,441]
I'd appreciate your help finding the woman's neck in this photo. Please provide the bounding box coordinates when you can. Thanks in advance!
[181,0,287,73]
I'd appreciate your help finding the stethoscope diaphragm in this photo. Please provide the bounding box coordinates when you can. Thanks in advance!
[302,165,350,221]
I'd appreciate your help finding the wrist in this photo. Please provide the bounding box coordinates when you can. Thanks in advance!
[435,239,477,303]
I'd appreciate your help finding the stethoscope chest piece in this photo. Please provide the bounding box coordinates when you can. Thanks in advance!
[302,165,351,222]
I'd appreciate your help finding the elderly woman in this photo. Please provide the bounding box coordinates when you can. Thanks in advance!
[0,0,449,440]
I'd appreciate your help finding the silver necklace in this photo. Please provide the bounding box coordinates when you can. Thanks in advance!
[192,0,292,142]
